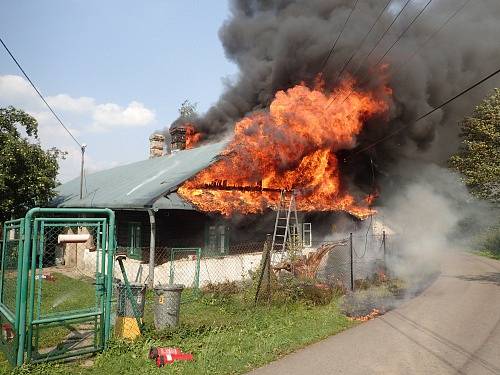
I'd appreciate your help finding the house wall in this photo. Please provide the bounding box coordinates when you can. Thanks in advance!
[116,210,208,249]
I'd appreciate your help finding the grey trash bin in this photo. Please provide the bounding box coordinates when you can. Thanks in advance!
[154,284,184,329]
[116,282,146,318]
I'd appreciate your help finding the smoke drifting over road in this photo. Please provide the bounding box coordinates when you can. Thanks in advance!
[170,0,500,164]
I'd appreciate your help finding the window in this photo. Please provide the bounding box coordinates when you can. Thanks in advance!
[205,223,229,256]
[302,223,312,248]
[128,222,142,260]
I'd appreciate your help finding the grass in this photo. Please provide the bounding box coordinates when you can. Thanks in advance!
[3,281,354,375]
[475,249,500,260]
[0,272,96,370]
[473,225,500,260]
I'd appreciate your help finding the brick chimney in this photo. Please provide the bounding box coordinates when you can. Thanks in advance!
[149,133,165,158]
[170,126,187,151]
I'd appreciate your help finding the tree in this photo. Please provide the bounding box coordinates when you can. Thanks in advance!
[0,106,65,223]
[178,99,198,120]
[449,89,500,203]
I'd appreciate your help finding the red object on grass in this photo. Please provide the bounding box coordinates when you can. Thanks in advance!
[2,323,14,340]
[149,347,194,367]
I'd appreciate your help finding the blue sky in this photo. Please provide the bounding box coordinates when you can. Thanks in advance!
[0,0,237,181]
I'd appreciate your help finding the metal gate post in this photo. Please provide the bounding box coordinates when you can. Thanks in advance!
[103,212,115,347]
[25,221,40,362]
[17,215,33,366]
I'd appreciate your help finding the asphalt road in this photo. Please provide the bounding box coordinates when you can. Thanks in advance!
[250,253,500,375]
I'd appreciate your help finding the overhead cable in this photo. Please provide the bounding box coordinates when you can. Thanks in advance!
[0,36,82,147]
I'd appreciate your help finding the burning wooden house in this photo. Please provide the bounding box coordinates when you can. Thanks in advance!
[54,80,388,284]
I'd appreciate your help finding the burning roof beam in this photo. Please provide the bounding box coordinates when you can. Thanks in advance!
[197,180,282,193]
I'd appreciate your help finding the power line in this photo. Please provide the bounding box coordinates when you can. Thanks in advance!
[325,0,411,110]
[333,0,394,87]
[319,0,360,73]
[372,0,434,68]
[351,0,412,78]
[346,66,500,160]
[326,0,394,109]
[392,0,471,76]
[0,36,82,148]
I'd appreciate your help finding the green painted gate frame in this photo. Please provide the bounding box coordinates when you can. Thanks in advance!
[0,218,25,366]
[15,207,115,366]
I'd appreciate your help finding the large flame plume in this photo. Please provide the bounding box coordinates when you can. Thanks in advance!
[178,78,390,217]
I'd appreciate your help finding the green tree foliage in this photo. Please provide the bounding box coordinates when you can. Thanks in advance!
[449,89,500,203]
[0,106,65,223]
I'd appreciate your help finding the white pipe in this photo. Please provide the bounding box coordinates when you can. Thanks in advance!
[58,234,90,244]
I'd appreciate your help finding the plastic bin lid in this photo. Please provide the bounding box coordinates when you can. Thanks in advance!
[154,284,185,291]
[116,281,147,288]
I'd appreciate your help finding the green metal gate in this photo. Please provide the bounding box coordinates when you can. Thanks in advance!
[0,208,116,367]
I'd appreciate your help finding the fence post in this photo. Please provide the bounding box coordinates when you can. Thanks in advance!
[255,234,271,305]
[350,232,354,292]
[382,230,386,265]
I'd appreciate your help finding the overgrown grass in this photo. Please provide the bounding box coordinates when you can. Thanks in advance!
[5,287,353,375]
[474,225,500,259]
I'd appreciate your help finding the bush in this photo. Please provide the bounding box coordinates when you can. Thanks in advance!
[273,275,334,306]
[201,281,241,306]
[480,226,500,254]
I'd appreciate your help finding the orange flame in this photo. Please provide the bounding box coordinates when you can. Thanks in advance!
[185,124,202,149]
[179,77,390,217]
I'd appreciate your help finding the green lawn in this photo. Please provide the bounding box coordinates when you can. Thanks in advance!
[4,283,354,375]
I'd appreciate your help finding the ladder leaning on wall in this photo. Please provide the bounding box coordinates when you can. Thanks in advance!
[270,189,300,264]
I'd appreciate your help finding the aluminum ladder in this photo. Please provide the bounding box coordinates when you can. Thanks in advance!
[270,190,299,263]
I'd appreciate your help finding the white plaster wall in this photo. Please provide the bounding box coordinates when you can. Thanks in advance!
[81,251,263,287]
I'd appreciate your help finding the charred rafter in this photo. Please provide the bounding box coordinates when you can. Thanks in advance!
[197,180,282,192]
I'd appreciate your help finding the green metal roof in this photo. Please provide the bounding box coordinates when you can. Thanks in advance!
[54,140,228,210]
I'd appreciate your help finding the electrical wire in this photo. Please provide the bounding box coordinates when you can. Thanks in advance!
[319,0,360,73]
[327,0,470,108]
[335,0,394,85]
[326,0,411,110]
[351,0,412,79]
[326,0,394,107]
[392,0,471,76]
[346,65,500,160]
[0,36,82,148]
[372,0,434,68]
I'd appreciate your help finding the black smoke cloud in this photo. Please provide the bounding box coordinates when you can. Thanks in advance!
[168,0,500,165]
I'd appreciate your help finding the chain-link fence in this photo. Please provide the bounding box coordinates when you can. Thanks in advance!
[112,233,394,296]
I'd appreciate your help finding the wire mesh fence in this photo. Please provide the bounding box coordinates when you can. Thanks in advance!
[112,232,392,310]
[112,233,394,297]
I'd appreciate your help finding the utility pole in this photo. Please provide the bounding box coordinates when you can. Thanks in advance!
[79,144,87,200]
